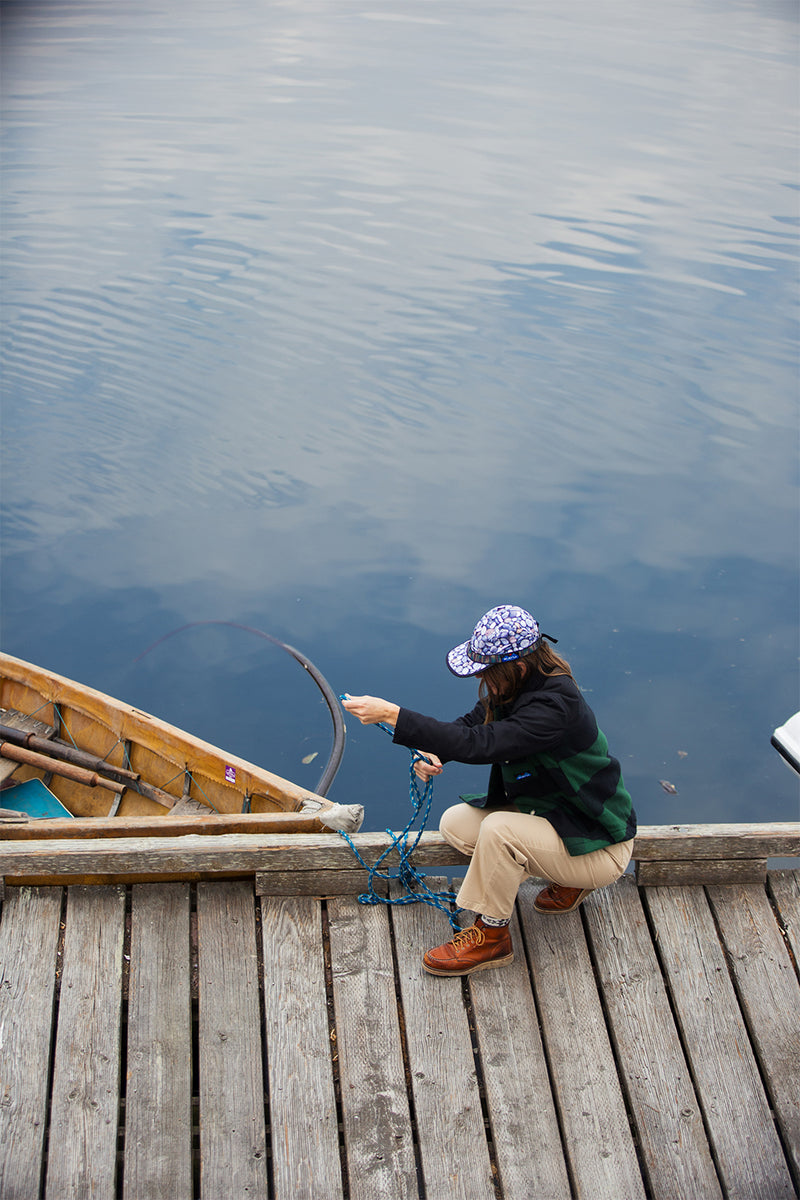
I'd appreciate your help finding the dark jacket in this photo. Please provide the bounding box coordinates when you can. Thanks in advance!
[393,671,636,855]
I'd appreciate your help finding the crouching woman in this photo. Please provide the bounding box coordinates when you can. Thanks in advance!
[342,604,636,977]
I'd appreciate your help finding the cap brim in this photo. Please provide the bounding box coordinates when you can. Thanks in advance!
[446,642,486,677]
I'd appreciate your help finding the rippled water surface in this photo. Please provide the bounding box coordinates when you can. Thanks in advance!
[2,0,798,832]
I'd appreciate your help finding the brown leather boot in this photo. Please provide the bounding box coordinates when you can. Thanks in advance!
[422,918,513,976]
[534,884,594,914]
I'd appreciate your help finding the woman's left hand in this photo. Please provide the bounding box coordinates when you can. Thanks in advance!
[341,695,401,728]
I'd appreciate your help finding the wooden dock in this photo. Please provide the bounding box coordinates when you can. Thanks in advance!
[1,861,798,1199]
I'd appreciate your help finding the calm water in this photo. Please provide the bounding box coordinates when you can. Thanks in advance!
[1,0,798,837]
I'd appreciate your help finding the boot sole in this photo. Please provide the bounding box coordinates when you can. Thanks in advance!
[422,952,514,977]
[534,888,593,914]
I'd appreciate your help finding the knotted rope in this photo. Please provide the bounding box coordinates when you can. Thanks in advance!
[337,712,463,928]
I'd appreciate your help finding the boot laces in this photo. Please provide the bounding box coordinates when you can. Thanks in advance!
[451,924,484,949]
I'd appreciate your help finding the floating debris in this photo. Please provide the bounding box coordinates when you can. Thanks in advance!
[677,750,688,758]
[302,751,319,765]
[659,779,678,794]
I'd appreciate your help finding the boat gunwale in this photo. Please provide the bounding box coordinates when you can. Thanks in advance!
[0,651,337,819]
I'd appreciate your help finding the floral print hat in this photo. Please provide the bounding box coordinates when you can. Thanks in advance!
[447,604,554,677]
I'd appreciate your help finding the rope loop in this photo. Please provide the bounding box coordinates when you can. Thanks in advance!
[338,721,464,929]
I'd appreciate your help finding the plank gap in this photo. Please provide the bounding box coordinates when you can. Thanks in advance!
[578,901,655,1200]
[638,886,727,1195]
[252,894,276,1197]
[458,971,503,1200]
[512,891,578,1200]
[39,886,68,1200]
[766,875,800,983]
[114,885,132,1200]
[705,882,800,1192]
[386,902,427,1200]
[321,900,352,1200]
[190,883,201,1200]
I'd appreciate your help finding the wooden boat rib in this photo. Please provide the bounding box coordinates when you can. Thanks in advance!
[0,653,363,840]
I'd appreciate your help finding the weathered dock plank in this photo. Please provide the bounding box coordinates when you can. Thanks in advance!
[467,903,571,1200]
[260,895,345,1200]
[645,884,796,1199]
[0,885,62,1200]
[517,884,647,1200]
[44,885,126,1200]
[583,874,722,1200]
[769,868,800,969]
[391,880,496,1200]
[124,882,193,1200]
[707,882,800,1189]
[327,896,418,1200]
[196,880,268,1199]
[2,821,795,887]
[0,862,797,1200]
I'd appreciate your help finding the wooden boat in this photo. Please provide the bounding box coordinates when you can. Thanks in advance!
[0,652,363,842]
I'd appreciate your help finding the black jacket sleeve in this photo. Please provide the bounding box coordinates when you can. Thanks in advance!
[393,680,582,766]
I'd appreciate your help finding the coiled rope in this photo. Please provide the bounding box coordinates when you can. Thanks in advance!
[337,713,463,928]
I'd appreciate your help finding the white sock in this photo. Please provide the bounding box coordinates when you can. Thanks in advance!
[480,914,510,928]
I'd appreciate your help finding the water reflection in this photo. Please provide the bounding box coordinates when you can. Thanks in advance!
[1,0,797,831]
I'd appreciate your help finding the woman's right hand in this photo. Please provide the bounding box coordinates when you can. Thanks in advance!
[413,751,443,781]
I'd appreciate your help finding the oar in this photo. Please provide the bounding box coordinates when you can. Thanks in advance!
[0,723,176,810]
[0,742,127,795]
[0,722,140,782]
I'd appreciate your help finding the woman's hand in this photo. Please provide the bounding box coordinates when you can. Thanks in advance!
[341,695,401,728]
[413,751,443,781]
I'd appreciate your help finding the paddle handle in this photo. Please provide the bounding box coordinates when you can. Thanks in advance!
[0,742,127,794]
[0,722,140,781]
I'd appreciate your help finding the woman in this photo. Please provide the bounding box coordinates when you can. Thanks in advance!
[342,604,636,977]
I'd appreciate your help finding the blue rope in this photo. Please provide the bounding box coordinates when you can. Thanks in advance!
[337,717,464,929]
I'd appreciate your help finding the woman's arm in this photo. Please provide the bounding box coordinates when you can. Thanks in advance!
[340,695,400,727]
[393,692,576,765]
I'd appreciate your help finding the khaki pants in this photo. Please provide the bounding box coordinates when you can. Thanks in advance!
[440,802,634,921]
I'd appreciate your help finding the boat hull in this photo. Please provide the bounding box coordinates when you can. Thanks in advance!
[0,653,344,837]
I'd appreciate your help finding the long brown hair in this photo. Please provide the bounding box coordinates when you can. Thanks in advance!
[478,642,574,722]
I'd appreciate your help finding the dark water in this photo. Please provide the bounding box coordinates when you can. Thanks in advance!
[1,0,798,838]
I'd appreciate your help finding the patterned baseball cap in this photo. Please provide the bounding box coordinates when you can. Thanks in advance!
[447,605,543,677]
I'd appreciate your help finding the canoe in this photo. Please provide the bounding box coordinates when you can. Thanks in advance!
[0,652,363,842]
[772,712,800,776]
